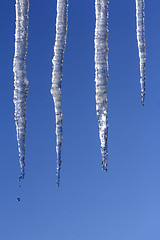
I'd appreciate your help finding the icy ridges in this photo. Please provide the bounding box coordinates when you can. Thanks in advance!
[95,0,109,170]
[13,0,29,180]
[136,0,146,105]
[51,0,68,186]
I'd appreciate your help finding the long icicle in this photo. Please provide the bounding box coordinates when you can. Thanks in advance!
[13,0,29,181]
[136,0,146,105]
[95,0,109,171]
[51,0,68,186]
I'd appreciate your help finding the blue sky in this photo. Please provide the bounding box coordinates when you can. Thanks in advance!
[0,0,160,239]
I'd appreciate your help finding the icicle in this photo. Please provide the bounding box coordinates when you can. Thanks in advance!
[136,0,146,105]
[13,0,29,180]
[94,0,109,171]
[51,0,68,186]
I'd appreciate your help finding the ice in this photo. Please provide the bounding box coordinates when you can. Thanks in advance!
[136,0,146,105]
[94,0,109,170]
[13,0,29,180]
[51,0,68,186]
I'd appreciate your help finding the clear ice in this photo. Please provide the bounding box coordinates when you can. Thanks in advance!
[136,0,146,105]
[51,0,68,186]
[13,0,29,180]
[94,0,109,170]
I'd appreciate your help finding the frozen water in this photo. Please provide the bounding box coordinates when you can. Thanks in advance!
[13,0,29,180]
[136,0,146,105]
[51,0,68,186]
[95,0,109,170]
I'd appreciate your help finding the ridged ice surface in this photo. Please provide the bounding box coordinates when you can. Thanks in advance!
[51,0,68,186]
[13,0,29,180]
[136,0,146,105]
[94,0,109,171]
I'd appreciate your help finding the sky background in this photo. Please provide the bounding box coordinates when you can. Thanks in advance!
[0,0,160,239]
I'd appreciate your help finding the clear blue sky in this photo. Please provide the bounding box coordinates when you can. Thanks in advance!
[0,0,160,239]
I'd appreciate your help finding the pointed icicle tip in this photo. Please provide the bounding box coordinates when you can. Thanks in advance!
[141,98,145,106]
[102,163,108,172]
[56,158,62,187]
[141,89,145,106]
